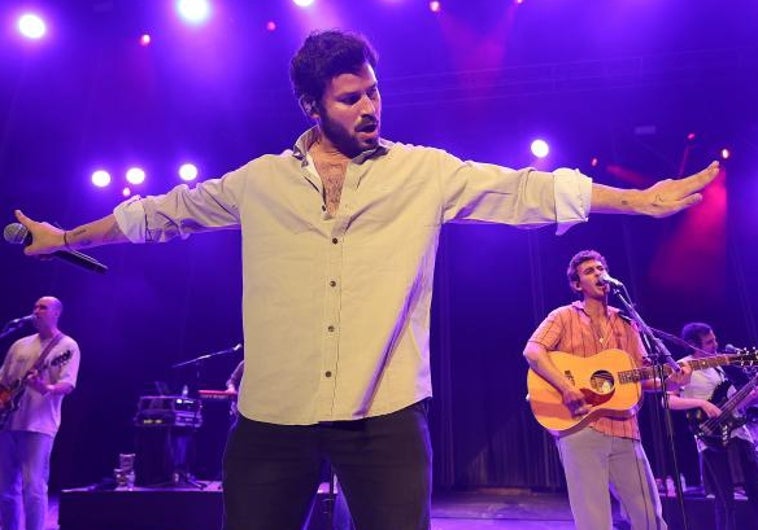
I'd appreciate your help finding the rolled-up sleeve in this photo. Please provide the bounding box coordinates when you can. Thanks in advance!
[112,167,246,243]
[436,150,591,233]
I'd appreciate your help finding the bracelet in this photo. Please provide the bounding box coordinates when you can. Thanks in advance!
[63,231,71,249]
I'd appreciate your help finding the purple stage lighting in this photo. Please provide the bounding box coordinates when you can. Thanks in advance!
[17,13,46,40]
[91,170,111,188]
[179,163,199,182]
[530,139,549,159]
[177,0,211,24]
[429,1,441,13]
[293,0,316,7]
[126,167,146,185]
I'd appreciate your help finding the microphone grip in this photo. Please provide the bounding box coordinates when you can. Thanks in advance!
[53,249,109,274]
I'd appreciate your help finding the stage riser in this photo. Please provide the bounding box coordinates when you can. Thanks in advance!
[59,488,332,530]
[662,496,758,530]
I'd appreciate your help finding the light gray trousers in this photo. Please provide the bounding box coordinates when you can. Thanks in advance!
[556,427,667,530]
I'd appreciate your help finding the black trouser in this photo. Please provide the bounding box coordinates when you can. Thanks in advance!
[701,437,758,530]
[222,400,432,530]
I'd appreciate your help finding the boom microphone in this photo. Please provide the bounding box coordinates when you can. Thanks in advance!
[599,272,625,288]
[3,222,108,274]
[7,315,34,326]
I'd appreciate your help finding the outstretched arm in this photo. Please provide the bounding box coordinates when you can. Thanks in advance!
[14,210,128,256]
[591,161,719,217]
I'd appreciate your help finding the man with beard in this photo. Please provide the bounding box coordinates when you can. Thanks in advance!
[667,322,758,530]
[14,30,718,530]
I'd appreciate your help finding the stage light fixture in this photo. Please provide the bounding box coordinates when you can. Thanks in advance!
[530,139,549,159]
[179,163,199,181]
[17,13,46,40]
[293,0,316,7]
[177,0,211,24]
[122,187,132,197]
[429,1,442,13]
[126,167,146,185]
[266,21,277,32]
[721,148,730,160]
[91,170,111,188]
[140,34,151,46]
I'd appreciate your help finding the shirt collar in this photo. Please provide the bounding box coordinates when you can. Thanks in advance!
[291,126,392,166]
[571,300,621,318]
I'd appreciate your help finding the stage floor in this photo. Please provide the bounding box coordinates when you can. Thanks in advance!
[48,485,753,530]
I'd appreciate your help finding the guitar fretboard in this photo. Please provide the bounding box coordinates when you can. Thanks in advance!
[619,354,737,384]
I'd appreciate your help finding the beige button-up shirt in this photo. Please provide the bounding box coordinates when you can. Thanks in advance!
[114,128,592,425]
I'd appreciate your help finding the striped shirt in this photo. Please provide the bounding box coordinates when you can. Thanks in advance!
[528,301,648,440]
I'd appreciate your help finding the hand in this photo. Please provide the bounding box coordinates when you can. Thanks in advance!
[26,372,50,395]
[13,210,66,256]
[667,364,692,388]
[562,387,590,417]
[635,161,720,218]
[700,400,721,418]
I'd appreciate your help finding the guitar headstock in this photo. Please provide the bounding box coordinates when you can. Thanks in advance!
[726,348,758,366]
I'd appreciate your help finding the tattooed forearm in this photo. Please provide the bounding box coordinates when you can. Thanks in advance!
[67,214,128,249]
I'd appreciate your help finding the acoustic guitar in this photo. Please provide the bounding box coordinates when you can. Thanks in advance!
[527,348,758,436]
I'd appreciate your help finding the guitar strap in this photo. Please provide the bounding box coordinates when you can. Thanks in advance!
[31,332,65,373]
[0,333,66,429]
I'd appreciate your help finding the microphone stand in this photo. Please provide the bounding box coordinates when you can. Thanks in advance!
[0,321,28,342]
[167,343,242,490]
[606,282,690,530]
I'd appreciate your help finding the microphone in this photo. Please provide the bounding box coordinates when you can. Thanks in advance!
[724,344,739,354]
[599,272,625,288]
[3,222,108,274]
[7,315,34,326]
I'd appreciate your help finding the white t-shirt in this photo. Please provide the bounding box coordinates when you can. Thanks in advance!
[0,333,80,436]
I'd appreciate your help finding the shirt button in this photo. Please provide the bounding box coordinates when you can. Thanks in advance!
[331,238,339,244]
[327,325,335,332]
[325,371,332,378]
[329,280,337,287]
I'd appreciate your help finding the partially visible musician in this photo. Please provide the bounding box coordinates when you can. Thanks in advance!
[0,296,80,530]
[225,360,243,416]
[666,322,758,530]
[523,250,690,530]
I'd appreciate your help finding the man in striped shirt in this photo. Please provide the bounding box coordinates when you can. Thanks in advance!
[524,249,690,529]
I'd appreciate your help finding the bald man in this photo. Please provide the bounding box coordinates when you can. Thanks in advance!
[0,296,81,530]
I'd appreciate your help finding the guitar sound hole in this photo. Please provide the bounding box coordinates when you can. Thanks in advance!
[590,370,615,395]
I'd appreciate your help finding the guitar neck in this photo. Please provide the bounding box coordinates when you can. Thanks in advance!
[620,355,735,384]
[717,372,758,416]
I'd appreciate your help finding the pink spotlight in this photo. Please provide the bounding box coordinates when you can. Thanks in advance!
[140,34,151,46]
[126,167,146,185]
[293,0,315,7]
[122,187,132,197]
[687,132,696,141]
[17,13,47,40]
[530,139,550,159]
[591,157,599,167]
[266,21,277,32]
[429,1,442,13]
[721,148,731,160]
[179,163,199,182]
[91,170,111,188]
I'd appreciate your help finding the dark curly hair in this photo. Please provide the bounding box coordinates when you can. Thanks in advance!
[566,249,608,293]
[289,29,378,106]
[681,322,713,348]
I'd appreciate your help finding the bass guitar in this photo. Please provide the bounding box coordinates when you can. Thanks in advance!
[0,349,73,428]
[527,348,758,436]
[686,371,758,449]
